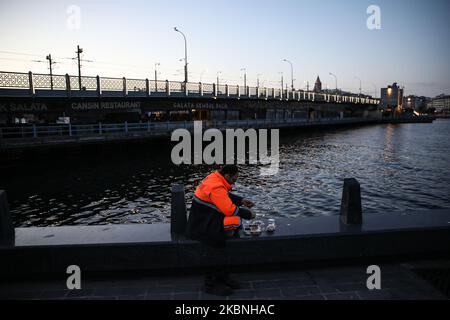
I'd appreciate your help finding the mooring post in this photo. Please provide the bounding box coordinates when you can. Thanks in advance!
[171,184,187,235]
[340,178,362,225]
[0,190,14,245]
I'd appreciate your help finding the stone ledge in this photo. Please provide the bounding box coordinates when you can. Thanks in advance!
[0,209,449,278]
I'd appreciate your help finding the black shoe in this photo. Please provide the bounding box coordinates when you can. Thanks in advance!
[204,281,233,296]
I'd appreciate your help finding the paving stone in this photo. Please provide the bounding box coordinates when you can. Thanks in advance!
[199,292,230,300]
[0,291,43,300]
[116,295,147,300]
[324,292,361,300]
[118,287,148,296]
[254,288,282,299]
[356,289,398,300]
[146,293,173,300]
[91,287,124,297]
[281,286,321,297]
[290,294,326,300]
[227,289,256,299]
[172,292,201,300]
[38,290,69,299]
[2,262,447,300]
[66,288,95,298]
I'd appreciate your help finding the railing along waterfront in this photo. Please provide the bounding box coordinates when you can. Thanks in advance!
[0,117,374,140]
[0,71,380,105]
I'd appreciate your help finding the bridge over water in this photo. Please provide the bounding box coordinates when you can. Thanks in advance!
[0,70,387,151]
[0,71,379,104]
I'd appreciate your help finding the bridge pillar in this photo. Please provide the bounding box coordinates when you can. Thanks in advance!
[213,83,217,97]
[237,85,240,97]
[199,82,203,96]
[225,84,229,97]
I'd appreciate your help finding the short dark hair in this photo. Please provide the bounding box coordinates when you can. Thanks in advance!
[219,164,239,176]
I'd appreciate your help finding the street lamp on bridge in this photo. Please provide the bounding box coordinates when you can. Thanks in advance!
[257,74,262,88]
[174,27,188,83]
[372,83,377,98]
[329,72,338,93]
[282,59,294,90]
[154,62,160,82]
[216,71,222,88]
[240,68,247,88]
[354,76,362,96]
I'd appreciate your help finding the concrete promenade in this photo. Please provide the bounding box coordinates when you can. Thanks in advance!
[0,260,447,300]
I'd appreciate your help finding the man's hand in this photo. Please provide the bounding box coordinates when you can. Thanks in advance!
[242,198,255,208]
[251,210,256,219]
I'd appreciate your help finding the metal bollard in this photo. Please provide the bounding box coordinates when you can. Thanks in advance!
[0,190,14,245]
[340,178,362,225]
[171,184,187,235]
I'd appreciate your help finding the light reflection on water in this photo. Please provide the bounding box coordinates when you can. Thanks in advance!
[3,119,450,227]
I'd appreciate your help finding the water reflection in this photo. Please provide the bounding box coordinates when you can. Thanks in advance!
[2,120,450,227]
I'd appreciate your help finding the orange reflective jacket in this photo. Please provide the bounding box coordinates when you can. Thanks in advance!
[194,171,239,217]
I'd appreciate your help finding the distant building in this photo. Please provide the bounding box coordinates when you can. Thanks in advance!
[403,95,430,112]
[427,94,450,113]
[313,76,322,92]
[380,83,403,116]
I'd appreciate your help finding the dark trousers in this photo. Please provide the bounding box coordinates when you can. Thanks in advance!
[200,242,229,283]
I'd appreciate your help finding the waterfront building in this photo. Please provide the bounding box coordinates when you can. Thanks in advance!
[380,83,404,117]
[403,95,431,112]
[427,95,450,114]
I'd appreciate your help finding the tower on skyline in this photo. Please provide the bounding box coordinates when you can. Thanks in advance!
[313,76,322,93]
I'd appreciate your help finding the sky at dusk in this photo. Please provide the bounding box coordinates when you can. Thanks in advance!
[0,0,449,97]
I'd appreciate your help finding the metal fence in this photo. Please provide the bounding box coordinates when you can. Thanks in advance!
[0,70,380,105]
[0,117,375,140]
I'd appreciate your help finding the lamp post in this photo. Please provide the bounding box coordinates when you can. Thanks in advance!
[329,72,337,93]
[76,45,83,90]
[257,74,262,88]
[240,68,247,90]
[45,54,55,90]
[282,59,294,90]
[217,71,222,89]
[354,76,362,96]
[174,27,188,83]
[278,72,284,91]
[154,62,160,91]
[372,83,377,98]
[154,62,160,82]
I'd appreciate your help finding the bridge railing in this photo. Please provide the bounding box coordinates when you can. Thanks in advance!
[0,117,374,140]
[0,70,380,105]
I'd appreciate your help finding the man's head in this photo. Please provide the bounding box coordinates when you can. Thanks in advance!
[218,164,239,185]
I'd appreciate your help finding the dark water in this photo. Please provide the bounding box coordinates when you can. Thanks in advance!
[2,119,450,227]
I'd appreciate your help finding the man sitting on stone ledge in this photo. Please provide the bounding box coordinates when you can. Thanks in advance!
[185,164,256,296]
